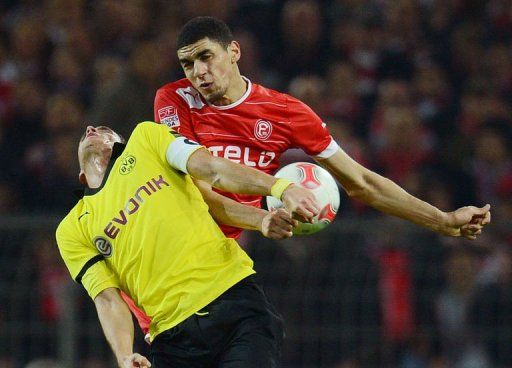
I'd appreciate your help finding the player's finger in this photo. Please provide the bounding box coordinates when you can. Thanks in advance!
[466,224,482,232]
[275,208,296,225]
[295,208,315,223]
[272,220,293,234]
[269,228,293,239]
[305,198,320,214]
[133,355,151,367]
[481,210,491,225]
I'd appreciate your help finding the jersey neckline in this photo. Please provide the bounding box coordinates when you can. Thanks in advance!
[206,76,252,110]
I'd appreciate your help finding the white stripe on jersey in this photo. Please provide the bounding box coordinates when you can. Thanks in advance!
[244,101,287,108]
[196,132,243,139]
[196,132,287,144]
[190,110,241,118]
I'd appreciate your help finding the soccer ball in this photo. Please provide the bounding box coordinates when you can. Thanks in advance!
[266,162,340,235]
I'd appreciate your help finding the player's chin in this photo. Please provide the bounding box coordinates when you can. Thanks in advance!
[205,90,225,104]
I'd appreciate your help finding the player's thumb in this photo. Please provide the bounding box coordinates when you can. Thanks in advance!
[133,355,151,367]
[476,204,491,214]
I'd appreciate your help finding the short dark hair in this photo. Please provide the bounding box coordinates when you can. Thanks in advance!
[176,16,233,50]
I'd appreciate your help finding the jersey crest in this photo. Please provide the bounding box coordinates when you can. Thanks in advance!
[254,119,273,141]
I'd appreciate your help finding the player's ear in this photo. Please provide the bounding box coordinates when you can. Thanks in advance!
[78,170,88,186]
[229,41,241,63]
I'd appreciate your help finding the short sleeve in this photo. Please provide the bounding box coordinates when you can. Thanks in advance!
[154,86,199,141]
[287,96,338,157]
[81,261,120,299]
[56,218,119,299]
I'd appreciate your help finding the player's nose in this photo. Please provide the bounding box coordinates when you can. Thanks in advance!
[193,60,207,77]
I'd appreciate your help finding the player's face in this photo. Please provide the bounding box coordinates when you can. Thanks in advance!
[78,125,122,167]
[177,38,239,104]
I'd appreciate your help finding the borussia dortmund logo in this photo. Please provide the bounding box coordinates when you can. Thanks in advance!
[119,155,136,175]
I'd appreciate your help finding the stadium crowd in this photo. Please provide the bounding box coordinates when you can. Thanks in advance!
[0,0,511,367]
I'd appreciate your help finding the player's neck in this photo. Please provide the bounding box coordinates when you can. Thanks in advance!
[83,152,110,188]
[214,76,248,106]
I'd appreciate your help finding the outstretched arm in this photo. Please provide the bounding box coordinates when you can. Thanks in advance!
[193,179,298,239]
[185,148,319,223]
[94,288,151,368]
[317,148,491,239]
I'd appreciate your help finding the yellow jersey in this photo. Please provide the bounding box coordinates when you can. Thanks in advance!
[56,122,255,339]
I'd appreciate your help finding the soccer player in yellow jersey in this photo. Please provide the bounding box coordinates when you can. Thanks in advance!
[56,122,320,368]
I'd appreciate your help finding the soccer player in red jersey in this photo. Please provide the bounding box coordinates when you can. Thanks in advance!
[131,16,491,345]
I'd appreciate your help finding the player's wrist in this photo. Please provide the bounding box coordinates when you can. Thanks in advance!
[270,179,293,200]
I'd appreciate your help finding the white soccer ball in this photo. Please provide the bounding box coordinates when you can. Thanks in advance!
[266,162,340,235]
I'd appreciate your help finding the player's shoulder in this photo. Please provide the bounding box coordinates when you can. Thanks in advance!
[131,121,170,141]
[251,82,304,108]
[56,201,84,239]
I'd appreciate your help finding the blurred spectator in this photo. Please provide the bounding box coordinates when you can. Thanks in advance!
[470,246,512,367]
[330,19,382,99]
[92,0,152,56]
[91,55,126,98]
[412,63,454,139]
[371,106,436,185]
[47,46,90,101]
[88,40,167,137]
[278,0,327,79]
[435,249,490,368]
[471,123,512,206]
[1,78,47,194]
[288,74,326,114]
[22,93,83,211]
[5,12,49,82]
[324,61,364,127]
[234,29,283,89]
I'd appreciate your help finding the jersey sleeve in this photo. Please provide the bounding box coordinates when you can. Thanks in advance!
[287,96,339,158]
[56,218,119,299]
[154,86,199,141]
[134,122,204,174]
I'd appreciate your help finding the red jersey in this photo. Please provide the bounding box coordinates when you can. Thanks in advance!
[154,77,338,238]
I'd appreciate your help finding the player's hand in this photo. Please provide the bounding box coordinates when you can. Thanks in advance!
[261,208,298,239]
[281,184,319,223]
[443,204,491,240]
[121,353,151,368]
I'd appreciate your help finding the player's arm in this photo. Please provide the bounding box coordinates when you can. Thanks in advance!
[184,148,318,222]
[316,148,491,239]
[193,179,297,239]
[94,288,151,368]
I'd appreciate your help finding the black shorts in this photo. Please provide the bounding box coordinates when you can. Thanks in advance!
[150,276,285,368]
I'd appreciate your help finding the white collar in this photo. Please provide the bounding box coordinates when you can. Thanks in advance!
[208,76,252,110]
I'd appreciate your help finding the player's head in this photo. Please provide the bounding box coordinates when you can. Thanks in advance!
[77,125,125,186]
[176,16,241,104]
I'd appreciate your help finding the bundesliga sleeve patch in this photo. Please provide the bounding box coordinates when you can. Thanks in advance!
[158,106,180,128]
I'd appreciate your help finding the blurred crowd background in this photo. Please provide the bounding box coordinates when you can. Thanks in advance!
[1,0,512,367]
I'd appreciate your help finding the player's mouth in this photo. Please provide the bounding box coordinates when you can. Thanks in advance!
[200,82,213,90]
